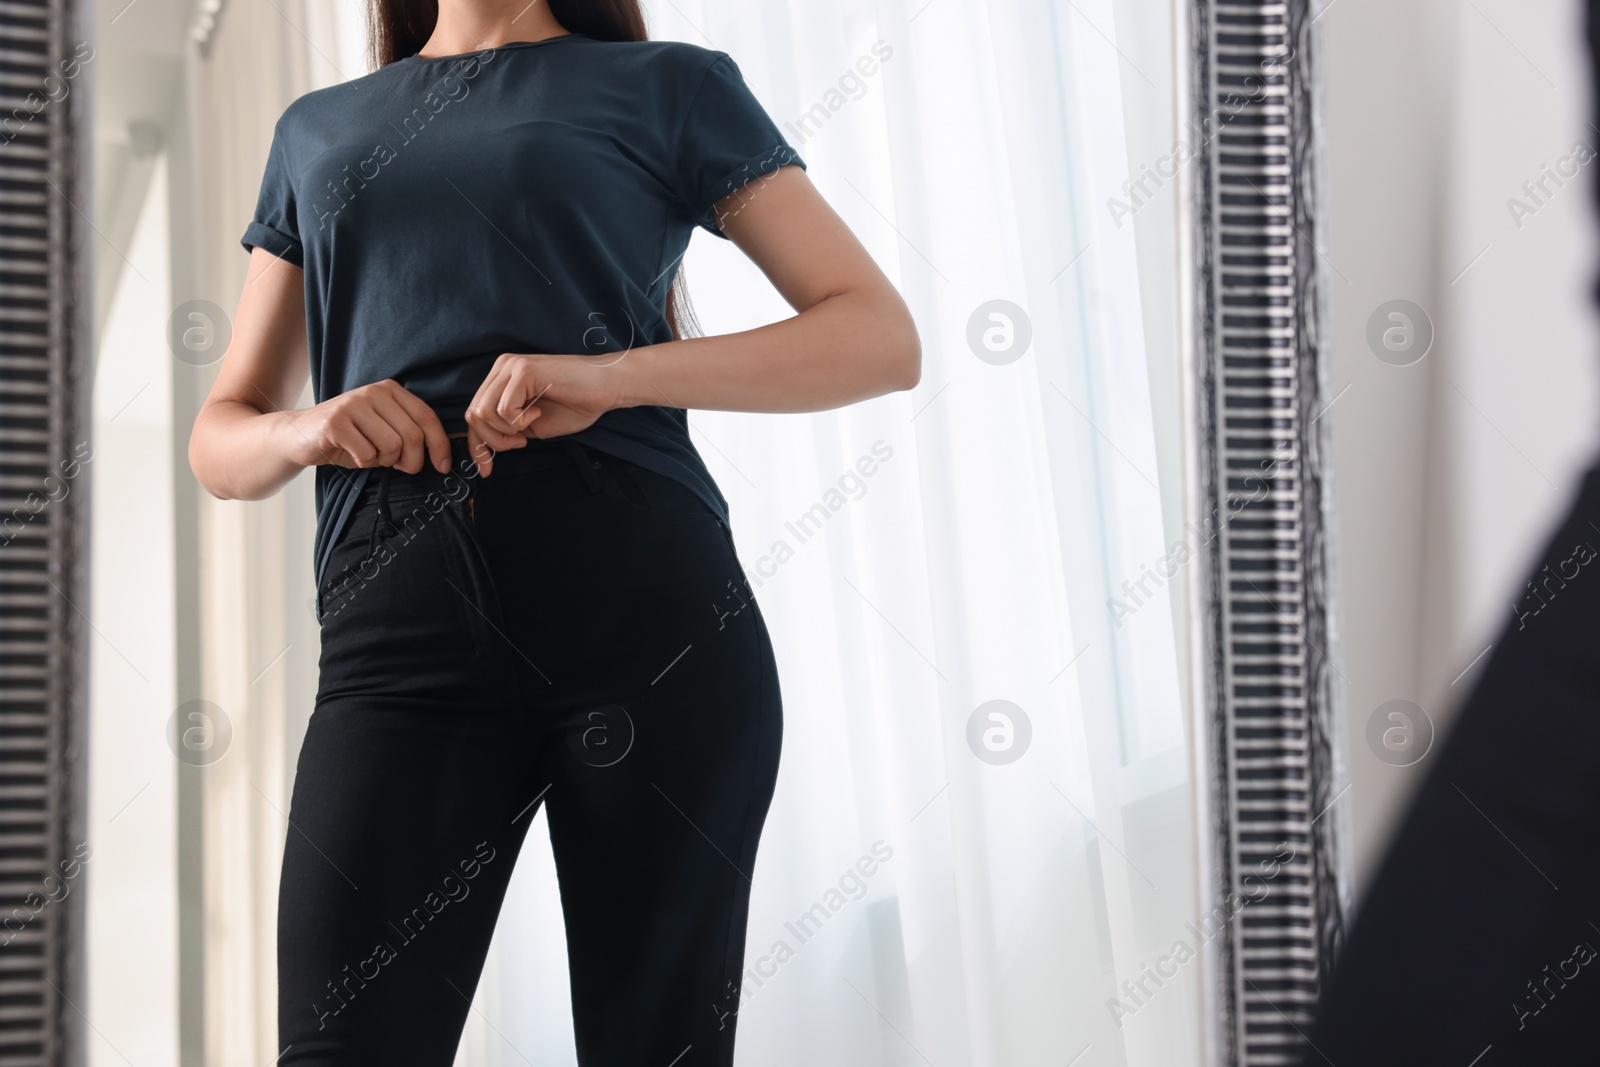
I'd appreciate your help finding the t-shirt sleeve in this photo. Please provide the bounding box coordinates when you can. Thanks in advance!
[241,118,305,267]
[672,54,806,239]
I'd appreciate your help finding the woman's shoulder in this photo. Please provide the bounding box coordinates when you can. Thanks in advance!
[568,36,731,86]
[271,63,401,133]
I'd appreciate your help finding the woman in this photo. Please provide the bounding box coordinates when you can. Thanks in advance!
[187,0,919,1061]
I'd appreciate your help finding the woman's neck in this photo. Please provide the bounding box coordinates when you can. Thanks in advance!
[417,0,570,58]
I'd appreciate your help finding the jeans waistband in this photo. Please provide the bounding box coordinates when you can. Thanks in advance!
[359,435,603,507]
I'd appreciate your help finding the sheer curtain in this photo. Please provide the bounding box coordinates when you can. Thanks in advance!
[464,2,1200,1065]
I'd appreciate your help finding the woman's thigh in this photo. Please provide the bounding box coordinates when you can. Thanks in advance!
[277,692,550,1064]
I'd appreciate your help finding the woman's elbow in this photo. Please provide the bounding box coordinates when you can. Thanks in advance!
[187,406,252,501]
[898,329,922,391]
[187,427,227,501]
[887,304,921,392]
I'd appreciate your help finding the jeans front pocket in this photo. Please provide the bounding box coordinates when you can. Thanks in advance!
[315,483,515,709]
[316,501,381,624]
[599,454,726,528]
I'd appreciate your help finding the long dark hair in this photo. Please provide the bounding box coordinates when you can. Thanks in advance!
[366,0,700,341]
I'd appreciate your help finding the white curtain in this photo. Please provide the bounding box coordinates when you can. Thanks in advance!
[465,2,1201,1065]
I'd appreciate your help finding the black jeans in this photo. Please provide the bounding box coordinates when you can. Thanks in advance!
[1306,458,1600,1064]
[279,436,783,1066]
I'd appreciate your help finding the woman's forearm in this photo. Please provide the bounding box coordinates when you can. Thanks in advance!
[615,285,920,414]
[189,400,311,501]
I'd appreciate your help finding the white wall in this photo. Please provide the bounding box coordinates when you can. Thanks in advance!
[1322,0,1600,892]
[87,156,181,1066]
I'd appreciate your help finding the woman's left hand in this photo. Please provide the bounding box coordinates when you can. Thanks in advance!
[463,352,624,476]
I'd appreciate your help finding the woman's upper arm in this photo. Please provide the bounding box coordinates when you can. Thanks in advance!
[203,247,310,416]
[715,165,905,314]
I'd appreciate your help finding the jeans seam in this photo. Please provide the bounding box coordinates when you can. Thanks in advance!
[715,609,768,1061]
[438,500,520,700]
[315,503,378,621]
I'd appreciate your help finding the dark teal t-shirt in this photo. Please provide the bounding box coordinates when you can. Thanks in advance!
[240,33,805,590]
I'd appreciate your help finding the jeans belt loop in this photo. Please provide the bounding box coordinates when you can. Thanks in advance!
[565,439,604,494]
[375,467,394,533]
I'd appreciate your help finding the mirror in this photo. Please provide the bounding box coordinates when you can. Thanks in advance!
[61,0,1307,1063]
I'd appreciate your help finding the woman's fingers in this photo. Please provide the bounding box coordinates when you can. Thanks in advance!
[320,405,380,467]
[467,363,522,439]
[463,418,532,479]
[345,404,407,468]
[465,424,491,479]
[300,366,601,475]
[387,385,454,474]
[471,416,530,453]
[301,380,460,473]
[471,417,535,475]
[463,358,549,477]
[366,389,434,474]
[495,362,548,432]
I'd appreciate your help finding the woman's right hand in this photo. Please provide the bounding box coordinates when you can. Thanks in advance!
[280,379,453,475]
[191,249,454,500]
